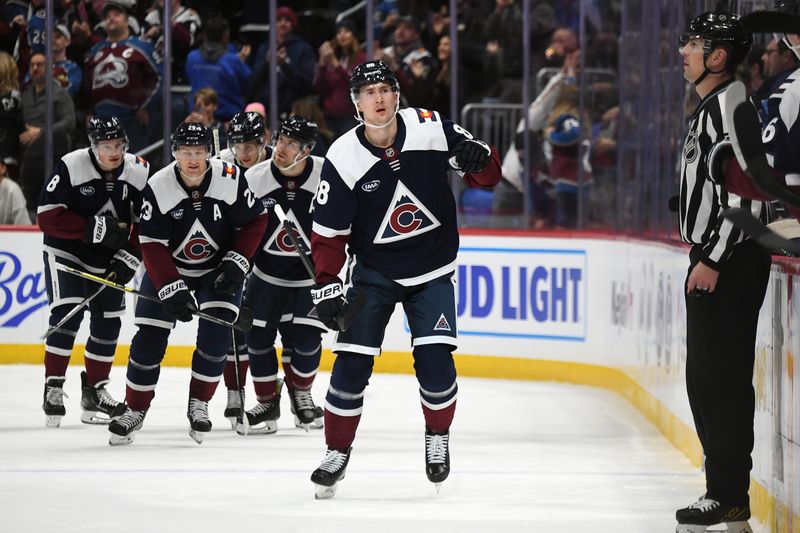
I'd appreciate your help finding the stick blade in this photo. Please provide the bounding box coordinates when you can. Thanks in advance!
[742,10,800,33]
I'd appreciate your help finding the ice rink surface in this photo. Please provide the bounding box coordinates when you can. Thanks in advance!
[0,364,731,532]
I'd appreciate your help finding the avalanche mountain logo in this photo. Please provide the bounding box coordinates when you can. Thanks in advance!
[173,219,218,263]
[263,208,310,256]
[374,181,440,244]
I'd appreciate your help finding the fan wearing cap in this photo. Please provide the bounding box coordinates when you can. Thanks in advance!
[51,23,82,97]
[85,0,161,151]
[248,6,315,115]
[545,110,592,229]
[374,15,435,108]
[107,121,268,446]
[674,10,771,532]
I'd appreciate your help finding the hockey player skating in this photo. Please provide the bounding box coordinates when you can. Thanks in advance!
[108,122,267,445]
[308,60,501,498]
[37,116,149,428]
[675,11,771,533]
[214,111,272,427]
[228,116,327,435]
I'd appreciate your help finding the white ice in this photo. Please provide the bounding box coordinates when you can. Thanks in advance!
[1,365,722,532]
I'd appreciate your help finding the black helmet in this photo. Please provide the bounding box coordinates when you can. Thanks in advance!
[349,60,399,100]
[775,0,800,14]
[274,116,318,150]
[171,122,212,155]
[88,115,127,144]
[227,112,266,145]
[681,11,753,73]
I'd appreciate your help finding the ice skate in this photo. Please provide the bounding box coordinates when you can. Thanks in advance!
[311,447,351,499]
[310,405,324,429]
[80,371,125,424]
[237,396,280,435]
[42,377,67,428]
[108,406,146,446]
[224,389,244,430]
[187,398,212,444]
[675,497,752,533]
[288,388,317,430]
[425,428,450,492]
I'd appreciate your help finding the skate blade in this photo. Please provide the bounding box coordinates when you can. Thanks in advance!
[109,433,135,446]
[189,429,206,444]
[314,483,338,500]
[45,415,62,428]
[310,417,323,429]
[226,417,237,431]
[81,411,112,425]
[434,482,442,494]
[294,416,311,432]
[676,521,753,533]
[238,420,276,435]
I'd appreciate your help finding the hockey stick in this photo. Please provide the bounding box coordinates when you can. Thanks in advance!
[742,10,800,34]
[723,207,800,256]
[272,204,366,332]
[230,327,249,435]
[40,273,115,340]
[724,81,800,211]
[55,263,254,332]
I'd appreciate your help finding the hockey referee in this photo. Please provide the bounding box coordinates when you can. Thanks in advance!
[674,10,772,533]
[676,11,770,532]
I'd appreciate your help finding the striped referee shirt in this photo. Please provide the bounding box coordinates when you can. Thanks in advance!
[679,79,769,267]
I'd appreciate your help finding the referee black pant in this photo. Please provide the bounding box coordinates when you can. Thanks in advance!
[685,240,771,507]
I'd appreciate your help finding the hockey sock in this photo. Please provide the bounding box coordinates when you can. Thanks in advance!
[84,316,121,386]
[44,305,82,378]
[325,411,361,451]
[189,349,225,401]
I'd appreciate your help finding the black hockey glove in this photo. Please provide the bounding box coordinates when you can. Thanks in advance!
[213,251,249,295]
[310,280,347,331]
[158,280,197,322]
[85,215,129,250]
[451,139,492,174]
[105,249,141,285]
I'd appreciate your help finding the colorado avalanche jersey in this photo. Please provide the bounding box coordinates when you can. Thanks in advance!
[312,108,482,286]
[138,159,266,288]
[37,150,150,274]
[86,37,161,116]
[245,156,323,286]
[763,68,800,186]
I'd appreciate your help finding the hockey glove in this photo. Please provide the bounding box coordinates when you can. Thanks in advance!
[85,215,129,250]
[213,251,249,295]
[450,139,492,174]
[158,280,197,322]
[105,249,141,285]
[311,281,347,331]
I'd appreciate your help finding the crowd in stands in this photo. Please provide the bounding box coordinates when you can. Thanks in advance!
[0,0,622,229]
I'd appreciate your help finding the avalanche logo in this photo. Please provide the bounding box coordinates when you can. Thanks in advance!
[173,219,219,264]
[374,182,441,244]
[263,209,310,256]
[92,54,129,89]
[95,198,119,218]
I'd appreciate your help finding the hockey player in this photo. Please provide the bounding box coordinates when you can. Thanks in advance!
[214,111,272,427]
[107,122,268,446]
[228,115,327,435]
[37,115,149,428]
[675,11,771,532]
[308,60,502,498]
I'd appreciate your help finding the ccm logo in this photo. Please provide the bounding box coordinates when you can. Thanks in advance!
[361,180,380,192]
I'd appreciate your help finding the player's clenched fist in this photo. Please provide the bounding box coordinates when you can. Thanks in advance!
[213,251,249,295]
[158,280,198,322]
[450,139,491,173]
[85,215,129,249]
[310,281,346,330]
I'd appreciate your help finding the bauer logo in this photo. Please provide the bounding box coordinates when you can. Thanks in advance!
[0,250,48,327]
[454,246,587,340]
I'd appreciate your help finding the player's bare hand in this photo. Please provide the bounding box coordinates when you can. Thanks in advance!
[239,44,251,62]
[686,261,719,294]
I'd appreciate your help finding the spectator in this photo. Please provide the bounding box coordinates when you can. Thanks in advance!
[248,6,315,116]
[0,52,23,178]
[736,44,766,96]
[313,18,367,138]
[185,17,251,123]
[756,37,799,121]
[430,35,453,118]
[184,87,227,152]
[143,0,202,85]
[84,0,161,151]
[0,158,30,224]
[374,15,436,108]
[483,0,525,101]
[52,24,82,97]
[290,96,333,156]
[19,52,75,219]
